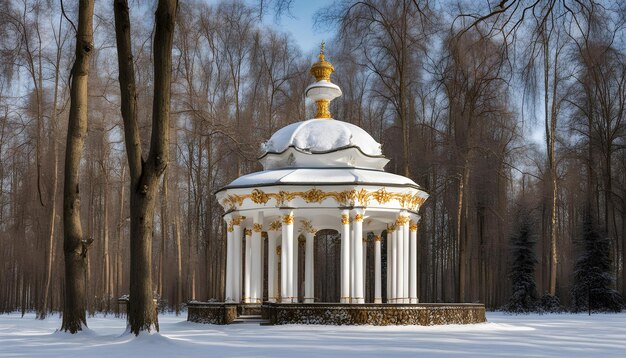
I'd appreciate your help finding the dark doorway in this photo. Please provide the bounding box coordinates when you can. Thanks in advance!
[314,229,341,302]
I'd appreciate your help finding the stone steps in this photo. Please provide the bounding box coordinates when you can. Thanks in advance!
[232,314,269,325]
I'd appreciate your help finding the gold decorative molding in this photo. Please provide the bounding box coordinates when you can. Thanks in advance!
[353,214,364,222]
[276,245,281,256]
[300,219,317,234]
[282,213,294,225]
[315,99,331,119]
[253,223,263,233]
[269,220,282,231]
[222,188,426,212]
[341,214,349,225]
[374,235,382,242]
[387,224,396,232]
[227,223,234,232]
[409,220,418,232]
[244,229,252,236]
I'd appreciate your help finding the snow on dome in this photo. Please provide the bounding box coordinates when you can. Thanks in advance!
[262,119,383,157]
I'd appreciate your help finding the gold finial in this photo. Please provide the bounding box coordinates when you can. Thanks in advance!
[311,41,334,82]
[308,41,340,119]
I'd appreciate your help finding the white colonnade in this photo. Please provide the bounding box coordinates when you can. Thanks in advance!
[223,210,420,305]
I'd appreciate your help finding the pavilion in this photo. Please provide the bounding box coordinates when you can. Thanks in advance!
[188,44,485,325]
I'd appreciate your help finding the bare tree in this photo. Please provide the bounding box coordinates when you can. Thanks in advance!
[113,0,178,335]
[61,0,94,333]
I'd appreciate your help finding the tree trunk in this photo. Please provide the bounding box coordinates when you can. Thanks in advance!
[114,0,177,335]
[61,0,94,333]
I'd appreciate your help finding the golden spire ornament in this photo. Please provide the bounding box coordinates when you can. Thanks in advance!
[310,41,335,82]
[306,41,342,119]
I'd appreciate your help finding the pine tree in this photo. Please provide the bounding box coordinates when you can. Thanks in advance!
[571,214,623,313]
[503,210,538,313]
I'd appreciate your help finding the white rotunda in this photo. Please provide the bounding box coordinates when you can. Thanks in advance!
[216,44,429,306]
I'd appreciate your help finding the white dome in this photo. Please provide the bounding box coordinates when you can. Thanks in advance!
[262,119,382,157]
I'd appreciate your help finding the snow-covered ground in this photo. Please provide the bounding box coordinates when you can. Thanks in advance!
[1,311,625,357]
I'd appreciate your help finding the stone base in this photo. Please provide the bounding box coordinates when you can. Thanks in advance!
[187,302,237,324]
[187,301,486,326]
[263,303,486,325]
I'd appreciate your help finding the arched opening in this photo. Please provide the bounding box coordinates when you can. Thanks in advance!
[314,229,341,302]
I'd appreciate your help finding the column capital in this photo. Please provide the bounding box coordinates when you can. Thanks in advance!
[300,219,317,234]
[341,213,350,225]
[231,215,245,226]
[281,212,294,225]
[244,228,252,236]
[374,235,382,242]
[409,220,418,232]
[396,214,410,226]
[253,223,263,232]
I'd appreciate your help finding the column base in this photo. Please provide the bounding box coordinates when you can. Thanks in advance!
[374,298,382,304]
[340,297,350,303]
[304,298,314,303]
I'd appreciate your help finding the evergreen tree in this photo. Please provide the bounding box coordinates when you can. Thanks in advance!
[503,210,538,313]
[571,214,623,313]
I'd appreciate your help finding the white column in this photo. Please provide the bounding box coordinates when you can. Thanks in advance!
[385,226,391,303]
[396,224,404,304]
[340,210,350,303]
[350,226,355,302]
[362,236,367,301]
[374,234,382,303]
[402,215,410,304]
[251,212,263,303]
[294,236,301,303]
[409,219,418,303]
[304,230,315,303]
[281,211,294,303]
[244,228,252,303]
[390,226,397,303]
[232,218,243,303]
[267,222,280,303]
[353,210,364,304]
[224,216,234,302]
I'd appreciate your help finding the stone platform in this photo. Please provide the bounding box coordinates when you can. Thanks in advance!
[188,302,486,326]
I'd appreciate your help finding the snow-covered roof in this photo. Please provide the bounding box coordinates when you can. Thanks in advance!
[262,119,383,157]
[219,168,421,191]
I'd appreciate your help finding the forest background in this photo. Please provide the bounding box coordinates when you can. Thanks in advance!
[0,0,625,316]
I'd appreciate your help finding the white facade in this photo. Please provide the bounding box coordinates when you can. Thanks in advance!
[216,45,428,304]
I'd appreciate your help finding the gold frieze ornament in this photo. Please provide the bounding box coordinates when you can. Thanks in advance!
[253,223,263,233]
[250,189,270,204]
[282,213,294,225]
[269,220,282,231]
[222,188,426,211]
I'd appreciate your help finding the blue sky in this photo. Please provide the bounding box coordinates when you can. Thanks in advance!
[260,0,337,53]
